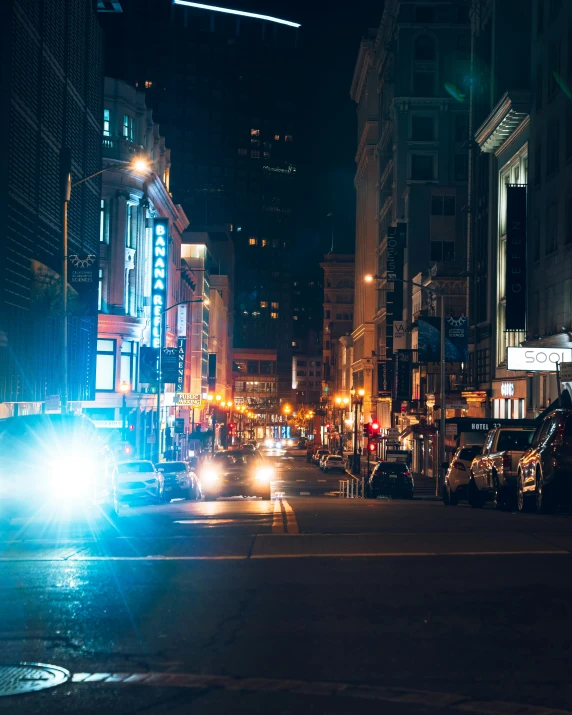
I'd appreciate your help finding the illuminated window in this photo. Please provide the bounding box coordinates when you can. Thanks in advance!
[274,134,280,140]
[99,199,110,243]
[260,301,268,308]
[264,152,270,158]
[270,312,278,319]
[293,315,298,320]
[251,150,260,159]
[249,237,257,246]
[98,269,104,311]
[251,128,260,136]
[238,148,247,156]
[123,114,134,141]
[261,239,267,247]
[103,109,110,137]
[96,339,116,392]
[285,135,293,142]
[144,80,153,89]
[271,301,279,309]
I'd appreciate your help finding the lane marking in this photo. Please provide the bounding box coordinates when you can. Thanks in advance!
[282,499,300,534]
[69,671,572,714]
[272,498,284,534]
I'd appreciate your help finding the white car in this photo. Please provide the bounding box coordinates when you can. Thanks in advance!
[443,445,482,505]
[115,460,165,510]
[322,455,346,474]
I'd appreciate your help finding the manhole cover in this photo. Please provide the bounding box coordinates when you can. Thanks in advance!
[0,663,70,697]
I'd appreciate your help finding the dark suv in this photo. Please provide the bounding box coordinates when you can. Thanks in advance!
[366,462,414,499]
[517,409,572,513]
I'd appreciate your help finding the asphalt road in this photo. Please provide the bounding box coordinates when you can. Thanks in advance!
[2,451,572,714]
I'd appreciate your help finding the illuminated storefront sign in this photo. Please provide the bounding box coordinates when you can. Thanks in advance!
[151,218,169,349]
[507,347,572,371]
[501,382,515,397]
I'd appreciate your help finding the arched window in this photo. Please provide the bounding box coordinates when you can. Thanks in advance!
[414,35,436,62]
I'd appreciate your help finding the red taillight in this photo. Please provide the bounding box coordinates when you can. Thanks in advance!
[452,460,466,471]
[502,453,511,470]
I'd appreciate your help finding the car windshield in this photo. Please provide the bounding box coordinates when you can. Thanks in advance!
[212,454,262,467]
[458,445,482,461]
[118,462,155,473]
[496,430,534,451]
[375,463,409,472]
[159,462,187,472]
[327,457,343,462]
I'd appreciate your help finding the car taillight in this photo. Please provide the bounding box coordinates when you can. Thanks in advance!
[403,471,411,477]
[452,461,466,471]
[502,453,512,470]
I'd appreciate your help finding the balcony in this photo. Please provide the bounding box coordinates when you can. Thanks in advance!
[102,136,143,163]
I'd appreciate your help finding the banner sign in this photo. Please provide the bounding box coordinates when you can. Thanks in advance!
[377,359,393,397]
[151,218,169,349]
[427,361,461,375]
[419,317,468,363]
[176,338,186,393]
[161,346,178,383]
[68,253,99,312]
[505,185,527,330]
[177,304,187,337]
[445,316,469,362]
[394,350,412,401]
[140,345,158,384]
[393,321,407,352]
[417,317,441,362]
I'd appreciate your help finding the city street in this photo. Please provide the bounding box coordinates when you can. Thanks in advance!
[2,452,572,713]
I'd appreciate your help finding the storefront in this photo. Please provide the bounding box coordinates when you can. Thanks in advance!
[491,379,527,420]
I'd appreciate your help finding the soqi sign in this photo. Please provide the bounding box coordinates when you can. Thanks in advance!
[507,347,572,372]
[151,218,169,349]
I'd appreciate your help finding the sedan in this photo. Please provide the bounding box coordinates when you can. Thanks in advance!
[366,462,414,499]
[322,455,347,474]
[156,461,201,502]
[115,460,164,510]
[443,444,482,505]
[200,451,274,500]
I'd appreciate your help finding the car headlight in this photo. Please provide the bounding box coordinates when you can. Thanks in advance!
[255,467,274,483]
[48,454,98,498]
[201,470,220,485]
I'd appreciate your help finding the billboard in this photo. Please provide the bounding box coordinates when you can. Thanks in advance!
[505,186,527,330]
[507,347,572,371]
[151,218,169,349]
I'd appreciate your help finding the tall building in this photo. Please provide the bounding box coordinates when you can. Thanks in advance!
[0,0,104,415]
[99,0,301,404]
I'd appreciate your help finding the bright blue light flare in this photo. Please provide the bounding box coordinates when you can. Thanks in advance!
[444,83,465,103]
[172,0,301,28]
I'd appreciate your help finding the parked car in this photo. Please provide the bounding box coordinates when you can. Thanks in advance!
[115,460,164,510]
[319,452,332,470]
[322,455,346,474]
[468,426,536,509]
[517,409,572,513]
[442,444,482,505]
[200,450,273,500]
[366,462,414,499]
[156,461,201,501]
[312,449,330,465]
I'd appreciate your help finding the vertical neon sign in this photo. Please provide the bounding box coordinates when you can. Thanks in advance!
[151,218,169,349]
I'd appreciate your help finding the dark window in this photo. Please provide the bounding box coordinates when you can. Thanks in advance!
[414,34,436,61]
[456,34,470,61]
[430,241,455,261]
[411,115,435,140]
[411,154,434,180]
[496,430,534,451]
[247,361,258,374]
[454,154,468,181]
[458,445,481,461]
[415,6,435,23]
[547,121,560,175]
[454,113,469,142]
[260,361,274,374]
[546,202,558,254]
[413,71,436,96]
[431,195,455,215]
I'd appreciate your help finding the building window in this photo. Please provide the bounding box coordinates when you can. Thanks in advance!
[261,239,267,247]
[270,312,278,319]
[99,199,110,243]
[251,138,260,147]
[411,115,435,141]
[547,121,560,175]
[238,148,247,156]
[414,34,436,61]
[546,203,558,254]
[123,114,134,141]
[454,154,468,181]
[293,315,298,320]
[251,128,260,136]
[324,310,330,319]
[260,301,268,308]
[415,5,435,23]
[548,41,561,99]
[413,70,435,96]
[285,134,293,142]
[144,80,153,89]
[431,195,455,215]
[336,313,342,320]
[324,340,330,350]
[430,241,455,262]
[456,34,470,61]
[96,339,116,392]
[292,341,297,347]
[251,150,260,159]
[550,0,562,23]
[249,237,257,246]
[126,204,137,248]
[411,153,435,180]
[103,109,110,137]
[274,134,280,141]
[534,139,542,185]
[98,269,104,311]
[120,340,138,390]
[271,301,279,309]
[454,114,468,142]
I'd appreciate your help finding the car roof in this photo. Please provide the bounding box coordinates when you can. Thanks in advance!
[118,459,154,466]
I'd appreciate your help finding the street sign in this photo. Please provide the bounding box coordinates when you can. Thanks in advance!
[175,393,202,407]
[560,362,572,382]
[45,394,61,412]
[93,420,122,429]
[446,423,458,436]
[446,402,469,410]
[386,428,400,440]
[427,362,461,375]
[174,418,185,434]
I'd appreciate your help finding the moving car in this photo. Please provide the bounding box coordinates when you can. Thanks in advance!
[322,455,346,474]
[200,450,273,500]
[469,426,535,509]
[0,414,116,520]
[115,460,164,509]
[156,461,200,501]
[366,462,414,499]
[312,448,330,465]
[442,444,483,505]
[517,409,572,513]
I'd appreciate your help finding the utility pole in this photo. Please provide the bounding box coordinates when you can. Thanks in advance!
[439,289,447,497]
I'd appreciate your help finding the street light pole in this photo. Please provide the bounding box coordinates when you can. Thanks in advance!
[439,290,446,497]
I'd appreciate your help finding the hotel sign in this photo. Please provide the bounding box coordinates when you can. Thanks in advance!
[151,218,169,349]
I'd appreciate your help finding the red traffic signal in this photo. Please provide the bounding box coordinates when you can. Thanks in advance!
[325,423,331,432]
[371,422,380,433]
[368,442,376,453]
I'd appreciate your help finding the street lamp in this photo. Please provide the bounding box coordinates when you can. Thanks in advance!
[155,297,206,462]
[366,272,447,494]
[119,380,131,442]
[61,155,151,414]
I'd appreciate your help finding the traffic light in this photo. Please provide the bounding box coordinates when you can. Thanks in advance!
[325,423,331,432]
[228,422,236,434]
[368,442,376,453]
[367,422,381,438]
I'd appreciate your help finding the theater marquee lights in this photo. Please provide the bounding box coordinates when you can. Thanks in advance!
[151,218,169,349]
[172,0,301,28]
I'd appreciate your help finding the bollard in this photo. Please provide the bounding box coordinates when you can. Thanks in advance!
[361,476,365,499]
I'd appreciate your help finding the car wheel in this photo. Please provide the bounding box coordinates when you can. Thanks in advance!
[492,476,507,511]
[535,472,555,514]
[468,478,484,509]
[517,471,534,513]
